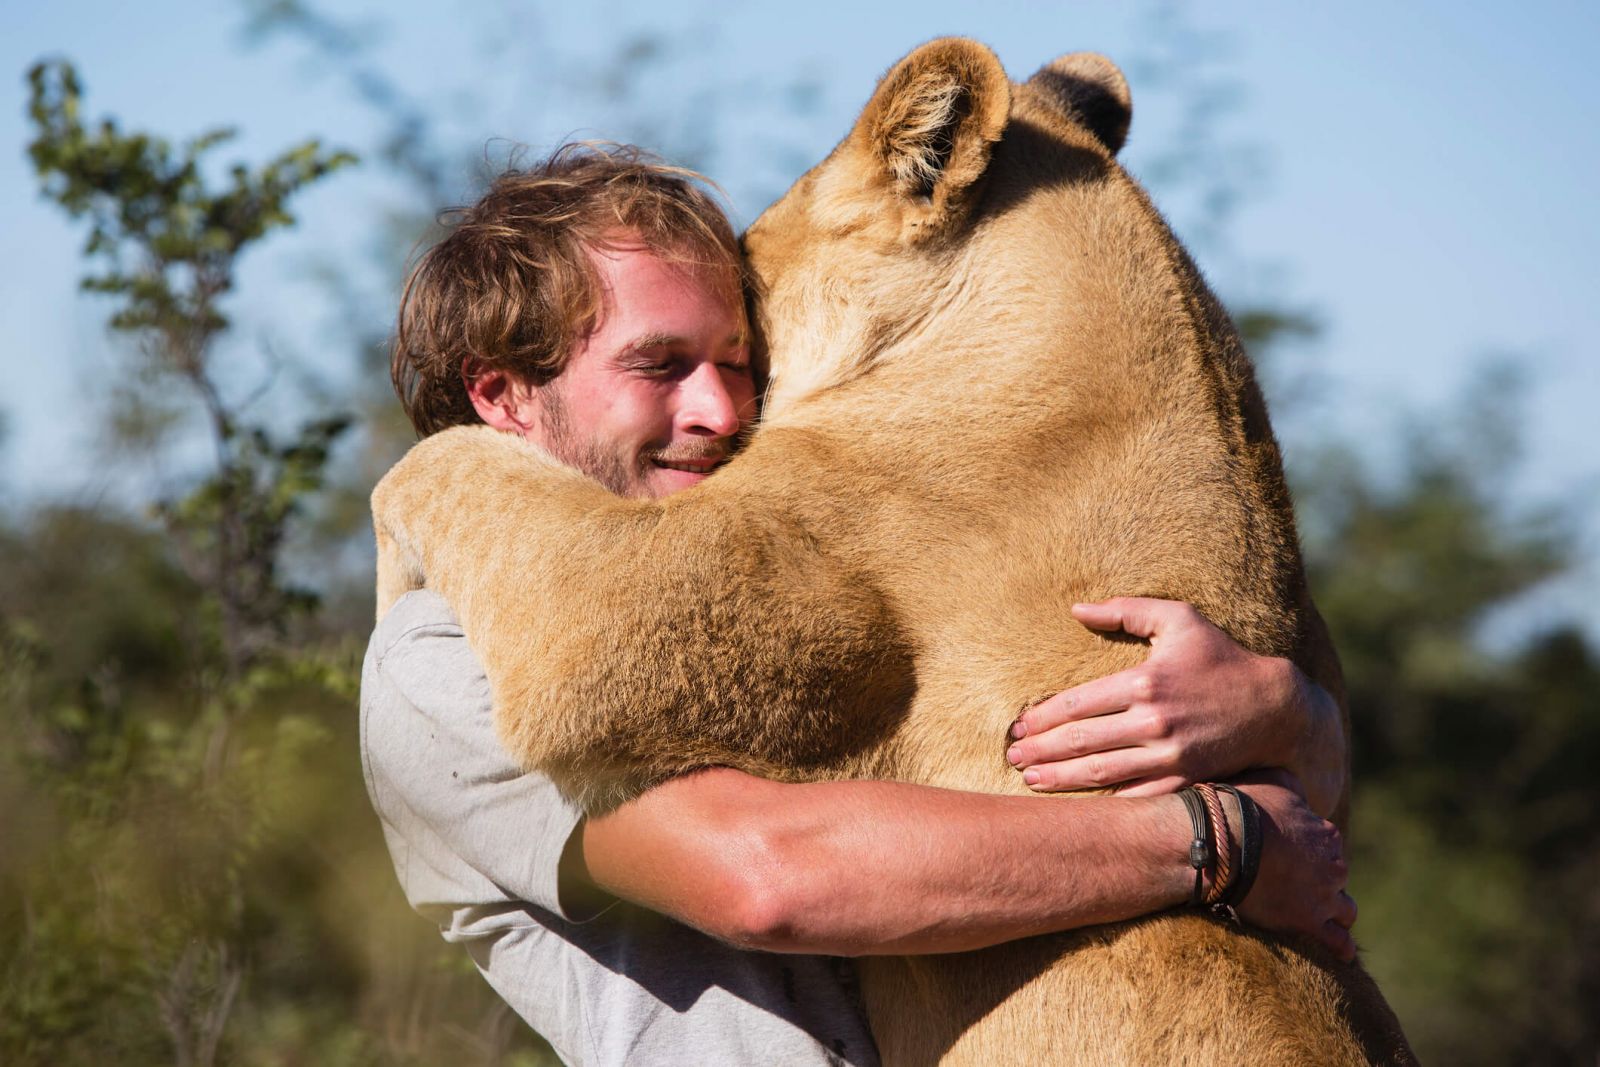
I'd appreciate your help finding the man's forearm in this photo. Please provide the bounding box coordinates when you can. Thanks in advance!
[578,768,1194,956]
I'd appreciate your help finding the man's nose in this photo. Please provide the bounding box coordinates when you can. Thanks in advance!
[677,362,745,437]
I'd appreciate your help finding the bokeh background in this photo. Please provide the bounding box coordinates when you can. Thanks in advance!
[3,2,1596,1064]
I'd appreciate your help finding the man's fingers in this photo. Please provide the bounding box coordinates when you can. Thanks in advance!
[1334,891,1358,929]
[1017,671,1149,736]
[1008,709,1152,767]
[1068,599,1134,633]
[1108,774,1189,797]
[1322,920,1357,963]
[1019,747,1156,792]
[1070,596,1193,641]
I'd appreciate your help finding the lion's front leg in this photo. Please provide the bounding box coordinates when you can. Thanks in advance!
[371,426,609,619]
[372,425,910,812]
[374,508,426,620]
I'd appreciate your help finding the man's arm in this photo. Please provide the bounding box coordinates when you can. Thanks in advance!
[576,767,1356,960]
[1004,598,1349,818]
[369,591,1353,966]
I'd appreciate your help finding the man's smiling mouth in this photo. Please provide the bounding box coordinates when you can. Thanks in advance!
[651,456,725,474]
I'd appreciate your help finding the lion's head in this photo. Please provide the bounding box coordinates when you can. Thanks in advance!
[743,39,1140,420]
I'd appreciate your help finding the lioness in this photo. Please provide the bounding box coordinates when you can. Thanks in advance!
[374,39,1414,1065]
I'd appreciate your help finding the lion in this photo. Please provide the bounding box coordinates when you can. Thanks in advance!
[372,38,1415,1065]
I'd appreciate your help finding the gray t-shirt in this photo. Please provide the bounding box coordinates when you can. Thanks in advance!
[361,590,879,1066]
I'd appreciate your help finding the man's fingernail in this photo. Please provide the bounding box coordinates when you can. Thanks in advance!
[1023,769,1041,786]
[1006,745,1022,766]
[1010,718,1028,739]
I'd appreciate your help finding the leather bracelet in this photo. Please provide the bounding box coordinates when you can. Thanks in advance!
[1194,783,1232,905]
[1177,786,1213,907]
[1214,784,1262,910]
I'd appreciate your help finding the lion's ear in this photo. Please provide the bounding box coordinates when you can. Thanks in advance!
[1027,52,1131,156]
[830,38,1011,239]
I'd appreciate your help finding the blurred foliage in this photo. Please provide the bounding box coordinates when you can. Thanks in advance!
[27,57,356,677]
[0,524,553,1065]
[4,5,1596,1066]
[6,60,557,1067]
[1295,385,1600,1062]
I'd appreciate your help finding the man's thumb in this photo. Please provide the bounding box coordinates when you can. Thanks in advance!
[1070,596,1168,638]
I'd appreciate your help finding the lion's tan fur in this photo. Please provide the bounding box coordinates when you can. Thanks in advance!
[372,38,1412,1065]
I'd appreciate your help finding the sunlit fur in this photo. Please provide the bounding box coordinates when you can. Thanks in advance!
[372,38,1414,1065]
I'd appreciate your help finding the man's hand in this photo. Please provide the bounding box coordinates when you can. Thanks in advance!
[1005,597,1346,816]
[1232,772,1358,961]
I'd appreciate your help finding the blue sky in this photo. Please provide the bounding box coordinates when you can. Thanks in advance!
[4,0,1597,632]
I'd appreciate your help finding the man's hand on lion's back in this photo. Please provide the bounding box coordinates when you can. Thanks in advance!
[1005,597,1346,816]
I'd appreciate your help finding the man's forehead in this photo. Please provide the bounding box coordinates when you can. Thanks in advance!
[584,240,743,316]
[572,243,748,363]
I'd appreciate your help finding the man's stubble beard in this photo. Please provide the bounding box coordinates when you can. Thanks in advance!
[538,383,643,498]
[537,382,754,500]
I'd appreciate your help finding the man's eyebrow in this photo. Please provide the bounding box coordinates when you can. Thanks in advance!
[616,330,749,358]
[616,332,682,359]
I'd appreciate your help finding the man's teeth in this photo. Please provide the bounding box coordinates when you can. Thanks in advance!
[654,459,719,473]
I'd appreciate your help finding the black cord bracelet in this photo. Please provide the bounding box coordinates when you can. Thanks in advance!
[1213,784,1262,910]
[1177,786,1214,907]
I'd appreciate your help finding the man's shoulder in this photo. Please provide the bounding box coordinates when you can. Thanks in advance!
[365,589,486,715]
[370,589,460,655]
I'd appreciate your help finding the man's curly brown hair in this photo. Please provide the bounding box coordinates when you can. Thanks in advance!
[392,143,743,436]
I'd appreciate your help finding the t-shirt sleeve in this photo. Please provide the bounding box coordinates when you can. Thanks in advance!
[361,590,597,920]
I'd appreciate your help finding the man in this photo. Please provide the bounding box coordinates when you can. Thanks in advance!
[364,144,1354,1066]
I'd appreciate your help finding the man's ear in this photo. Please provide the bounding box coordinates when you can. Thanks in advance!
[1026,52,1132,156]
[464,361,539,435]
[820,38,1011,241]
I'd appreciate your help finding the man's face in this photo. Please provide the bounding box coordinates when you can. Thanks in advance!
[526,239,755,499]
